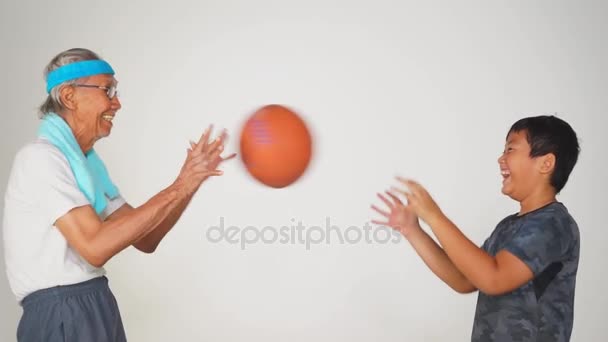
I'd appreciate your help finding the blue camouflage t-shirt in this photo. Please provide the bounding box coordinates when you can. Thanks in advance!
[472,202,580,342]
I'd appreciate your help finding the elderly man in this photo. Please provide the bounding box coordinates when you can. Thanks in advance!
[3,48,235,341]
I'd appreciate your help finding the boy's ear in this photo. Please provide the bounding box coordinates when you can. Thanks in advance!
[59,85,78,111]
[539,153,556,175]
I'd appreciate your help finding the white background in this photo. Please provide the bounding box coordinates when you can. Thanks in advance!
[1,0,607,341]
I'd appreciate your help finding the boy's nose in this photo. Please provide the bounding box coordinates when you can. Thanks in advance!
[497,154,505,164]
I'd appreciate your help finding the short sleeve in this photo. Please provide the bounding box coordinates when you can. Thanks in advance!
[100,194,127,220]
[503,215,573,275]
[16,142,90,225]
[481,238,490,252]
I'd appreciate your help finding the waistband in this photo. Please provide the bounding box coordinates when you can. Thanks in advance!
[21,276,109,308]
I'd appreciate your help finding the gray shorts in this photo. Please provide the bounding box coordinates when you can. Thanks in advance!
[17,276,127,342]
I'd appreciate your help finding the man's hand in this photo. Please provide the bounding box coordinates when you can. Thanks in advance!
[174,125,236,197]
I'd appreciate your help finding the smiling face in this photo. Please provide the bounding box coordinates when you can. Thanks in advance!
[60,74,121,152]
[498,130,550,202]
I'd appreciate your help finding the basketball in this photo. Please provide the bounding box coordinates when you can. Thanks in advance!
[239,104,312,188]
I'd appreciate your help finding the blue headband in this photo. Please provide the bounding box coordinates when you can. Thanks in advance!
[46,60,115,93]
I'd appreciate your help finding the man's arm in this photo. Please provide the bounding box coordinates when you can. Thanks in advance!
[55,186,182,267]
[106,133,237,253]
[106,192,195,253]
[55,128,231,266]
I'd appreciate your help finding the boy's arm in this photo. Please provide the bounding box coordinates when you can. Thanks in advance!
[398,179,534,296]
[406,227,477,293]
[425,214,533,295]
[372,192,475,293]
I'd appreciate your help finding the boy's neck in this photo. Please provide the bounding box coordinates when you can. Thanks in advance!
[518,188,557,216]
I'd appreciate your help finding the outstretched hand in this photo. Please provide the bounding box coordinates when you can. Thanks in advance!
[372,176,446,237]
[371,191,421,237]
[175,125,237,196]
[390,177,444,226]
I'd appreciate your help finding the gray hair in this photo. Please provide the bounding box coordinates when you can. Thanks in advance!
[38,48,102,117]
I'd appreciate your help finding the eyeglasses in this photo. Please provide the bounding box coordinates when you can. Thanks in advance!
[73,84,119,99]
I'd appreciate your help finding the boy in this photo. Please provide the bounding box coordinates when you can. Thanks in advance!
[372,115,580,341]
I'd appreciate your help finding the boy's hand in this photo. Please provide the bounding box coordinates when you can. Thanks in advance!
[371,191,422,237]
[391,177,445,226]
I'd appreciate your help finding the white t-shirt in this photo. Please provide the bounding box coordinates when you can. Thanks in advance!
[2,138,126,303]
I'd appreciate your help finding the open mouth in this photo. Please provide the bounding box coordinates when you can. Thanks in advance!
[501,169,511,183]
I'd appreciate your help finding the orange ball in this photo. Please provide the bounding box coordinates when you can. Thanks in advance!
[239,104,313,188]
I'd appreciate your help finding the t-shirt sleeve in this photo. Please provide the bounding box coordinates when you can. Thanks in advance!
[481,238,490,252]
[101,194,127,220]
[502,214,573,275]
[18,143,91,225]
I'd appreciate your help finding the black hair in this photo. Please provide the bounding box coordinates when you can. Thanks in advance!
[508,115,580,193]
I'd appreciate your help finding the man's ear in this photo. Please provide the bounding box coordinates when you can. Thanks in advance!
[59,85,78,111]
[539,153,556,175]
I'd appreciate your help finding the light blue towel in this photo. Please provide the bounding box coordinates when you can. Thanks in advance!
[38,113,119,214]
